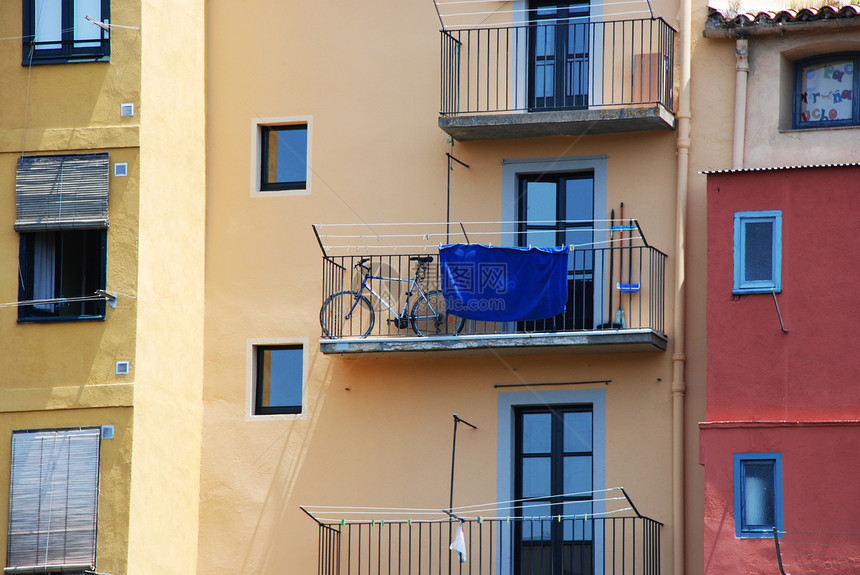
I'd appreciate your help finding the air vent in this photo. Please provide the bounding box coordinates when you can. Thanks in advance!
[116,361,130,375]
[120,103,134,117]
[101,425,115,439]
[114,163,128,177]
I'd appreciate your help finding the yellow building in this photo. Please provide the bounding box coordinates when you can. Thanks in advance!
[0,2,205,575]
[201,1,706,574]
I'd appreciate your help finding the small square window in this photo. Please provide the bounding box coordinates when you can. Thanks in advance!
[733,210,782,294]
[253,345,304,415]
[23,0,111,65]
[794,54,859,129]
[734,453,783,538]
[260,124,308,192]
[18,229,107,321]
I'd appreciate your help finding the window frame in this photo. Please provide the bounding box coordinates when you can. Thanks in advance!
[733,210,782,295]
[22,0,111,65]
[793,53,860,129]
[733,453,783,538]
[17,228,108,323]
[247,338,308,420]
[251,116,312,197]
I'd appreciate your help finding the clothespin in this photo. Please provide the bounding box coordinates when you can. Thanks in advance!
[478,516,483,524]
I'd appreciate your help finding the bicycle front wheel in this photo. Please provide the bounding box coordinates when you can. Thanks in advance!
[410,290,465,337]
[320,291,375,338]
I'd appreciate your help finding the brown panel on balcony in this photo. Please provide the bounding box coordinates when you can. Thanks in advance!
[320,329,667,355]
[438,104,675,141]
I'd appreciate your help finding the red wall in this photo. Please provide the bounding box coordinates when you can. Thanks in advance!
[706,166,860,421]
[700,423,860,575]
[703,166,860,574]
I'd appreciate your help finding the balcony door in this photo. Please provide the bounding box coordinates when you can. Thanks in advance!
[518,172,595,331]
[529,1,590,110]
[515,406,595,575]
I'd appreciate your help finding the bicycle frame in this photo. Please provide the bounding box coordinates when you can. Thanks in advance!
[355,268,426,323]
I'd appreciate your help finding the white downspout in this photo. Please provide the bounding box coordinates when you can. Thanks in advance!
[733,38,749,169]
[673,0,691,571]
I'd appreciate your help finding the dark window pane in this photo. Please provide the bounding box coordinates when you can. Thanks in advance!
[256,346,303,413]
[563,455,592,494]
[743,461,775,528]
[563,411,592,451]
[522,457,552,498]
[262,125,308,190]
[522,412,552,453]
[744,221,773,282]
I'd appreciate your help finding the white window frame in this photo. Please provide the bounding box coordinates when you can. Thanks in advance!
[733,210,782,294]
[245,337,309,421]
[251,116,312,198]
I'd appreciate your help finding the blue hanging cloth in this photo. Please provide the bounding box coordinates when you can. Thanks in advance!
[439,244,569,322]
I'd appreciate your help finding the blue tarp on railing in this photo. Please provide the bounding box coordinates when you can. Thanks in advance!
[439,244,569,321]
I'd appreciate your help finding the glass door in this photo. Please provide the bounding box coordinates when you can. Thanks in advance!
[529,2,590,110]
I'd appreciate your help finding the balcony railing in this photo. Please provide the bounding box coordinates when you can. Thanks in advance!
[303,489,663,575]
[320,246,665,341]
[440,18,675,116]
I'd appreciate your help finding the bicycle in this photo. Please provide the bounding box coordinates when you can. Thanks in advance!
[320,256,465,338]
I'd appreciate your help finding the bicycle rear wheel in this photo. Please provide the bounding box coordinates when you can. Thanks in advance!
[320,291,374,338]
[410,290,465,337]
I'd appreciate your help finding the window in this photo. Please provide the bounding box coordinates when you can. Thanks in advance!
[794,54,859,129]
[259,123,309,193]
[734,453,783,538]
[23,0,110,64]
[18,229,107,321]
[733,210,782,294]
[529,1,590,110]
[498,389,606,575]
[515,405,595,574]
[253,344,305,416]
[518,171,594,330]
[15,154,110,322]
[7,428,101,572]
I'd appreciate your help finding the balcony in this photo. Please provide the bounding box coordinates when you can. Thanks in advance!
[315,223,667,355]
[439,18,676,141]
[302,488,663,575]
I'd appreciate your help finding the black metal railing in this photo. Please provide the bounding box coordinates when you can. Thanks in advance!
[306,513,662,575]
[320,246,665,339]
[440,18,675,116]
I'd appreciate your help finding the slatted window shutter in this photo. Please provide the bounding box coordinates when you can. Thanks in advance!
[6,428,101,573]
[14,154,110,231]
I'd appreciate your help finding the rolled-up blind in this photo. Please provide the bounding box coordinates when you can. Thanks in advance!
[14,154,110,231]
[6,428,101,574]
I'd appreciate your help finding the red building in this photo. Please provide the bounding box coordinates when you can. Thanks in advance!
[700,164,860,574]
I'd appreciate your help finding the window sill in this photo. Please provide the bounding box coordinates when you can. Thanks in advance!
[22,55,110,66]
[780,124,860,133]
[18,314,106,324]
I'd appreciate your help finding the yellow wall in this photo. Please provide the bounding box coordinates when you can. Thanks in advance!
[0,2,204,574]
[201,1,705,574]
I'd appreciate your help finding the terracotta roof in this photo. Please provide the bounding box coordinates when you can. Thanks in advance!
[705,4,860,36]
[701,162,860,174]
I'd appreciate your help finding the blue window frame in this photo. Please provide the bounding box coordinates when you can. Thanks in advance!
[260,124,308,192]
[23,0,111,65]
[734,453,783,538]
[733,210,782,294]
[254,345,304,415]
[794,53,860,129]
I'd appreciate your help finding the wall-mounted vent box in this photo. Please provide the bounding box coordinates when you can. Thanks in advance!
[116,361,130,375]
[120,103,134,117]
[114,163,128,177]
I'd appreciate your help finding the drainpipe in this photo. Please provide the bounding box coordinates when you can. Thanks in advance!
[733,38,749,169]
[673,0,692,570]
